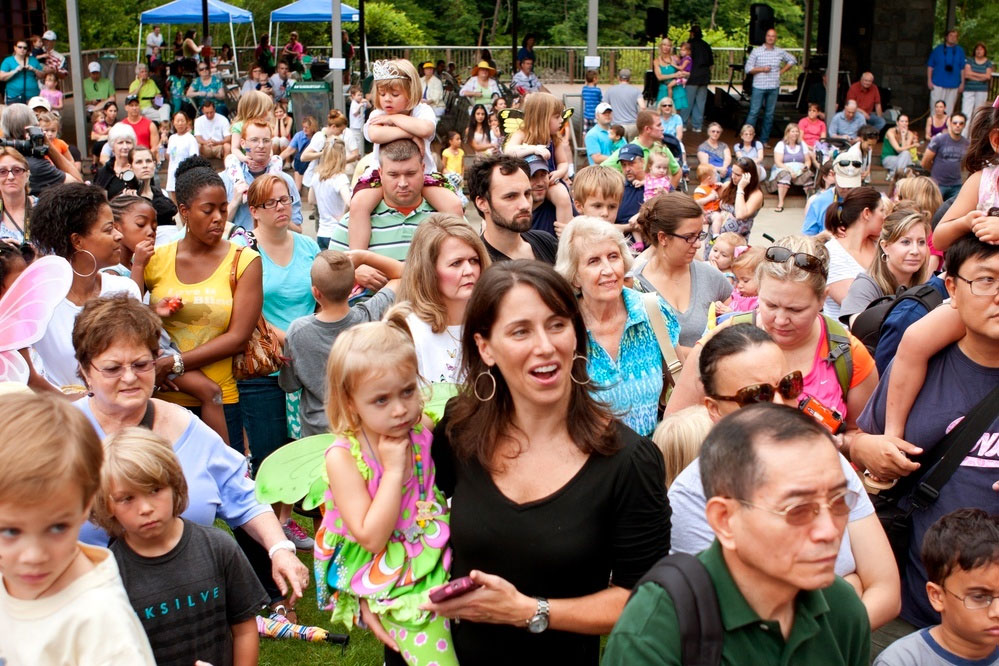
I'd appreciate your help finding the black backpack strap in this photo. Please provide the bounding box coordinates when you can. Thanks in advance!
[630,553,723,666]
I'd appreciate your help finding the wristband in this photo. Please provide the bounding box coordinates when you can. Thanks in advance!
[268,539,296,559]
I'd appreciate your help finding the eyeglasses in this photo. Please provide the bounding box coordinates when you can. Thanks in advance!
[765,246,828,278]
[739,488,859,526]
[0,166,27,178]
[90,358,156,379]
[259,195,292,209]
[836,159,863,169]
[666,230,709,244]
[951,273,999,296]
[951,120,966,126]
[707,370,803,407]
[15,45,27,50]
[198,67,208,71]
[660,103,673,108]
[944,587,999,610]
[244,137,270,147]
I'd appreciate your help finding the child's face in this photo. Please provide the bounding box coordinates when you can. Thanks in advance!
[489,115,499,130]
[0,485,92,600]
[44,75,56,88]
[734,267,759,296]
[349,368,423,440]
[377,83,409,115]
[649,155,671,178]
[577,192,620,223]
[40,122,58,142]
[609,130,622,142]
[449,134,462,149]
[549,111,563,136]
[702,171,717,186]
[274,106,286,119]
[115,204,157,252]
[172,114,188,134]
[929,563,999,649]
[680,45,690,57]
[108,480,177,545]
[708,240,734,270]
[351,90,364,102]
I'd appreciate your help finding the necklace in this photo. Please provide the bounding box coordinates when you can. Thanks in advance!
[361,428,434,531]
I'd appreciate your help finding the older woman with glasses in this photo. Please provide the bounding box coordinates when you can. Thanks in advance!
[631,192,732,352]
[1,41,43,104]
[187,63,228,117]
[656,98,683,141]
[666,322,900,630]
[555,216,679,436]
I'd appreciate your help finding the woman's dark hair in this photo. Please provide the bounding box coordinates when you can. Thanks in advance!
[824,185,881,233]
[921,508,999,585]
[29,183,109,259]
[466,104,489,145]
[964,104,999,173]
[637,191,704,246]
[0,242,35,294]
[445,260,619,469]
[698,324,776,396]
[174,155,225,207]
[184,29,196,40]
[816,159,836,187]
[522,33,536,49]
[721,157,761,205]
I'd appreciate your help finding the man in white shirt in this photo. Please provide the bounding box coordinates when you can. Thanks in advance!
[145,26,163,62]
[193,99,231,159]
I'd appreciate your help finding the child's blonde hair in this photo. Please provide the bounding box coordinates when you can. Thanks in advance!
[520,92,564,145]
[572,165,624,205]
[652,405,712,487]
[317,138,346,181]
[232,90,274,126]
[645,145,673,171]
[0,393,103,508]
[301,115,318,133]
[92,427,189,539]
[715,231,747,250]
[324,305,421,434]
[373,59,422,113]
[894,176,943,221]
[696,164,716,183]
[311,249,356,303]
[731,245,765,274]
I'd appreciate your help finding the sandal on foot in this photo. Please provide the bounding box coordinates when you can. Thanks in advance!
[774,206,784,213]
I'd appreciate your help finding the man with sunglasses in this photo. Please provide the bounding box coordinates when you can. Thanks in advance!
[801,143,862,235]
[0,41,43,105]
[921,112,969,199]
[606,403,871,665]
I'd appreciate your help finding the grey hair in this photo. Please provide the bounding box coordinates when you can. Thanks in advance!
[1,104,38,140]
[135,63,148,73]
[554,215,634,290]
[107,123,137,147]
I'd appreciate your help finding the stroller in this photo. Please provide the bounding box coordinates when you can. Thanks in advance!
[661,133,689,193]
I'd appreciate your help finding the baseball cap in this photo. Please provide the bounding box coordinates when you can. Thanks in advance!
[421,62,435,70]
[595,102,613,115]
[27,96,51,112]
[833,144,864,188]
[42,30,57,41]
[88,61,101,73]
[125,94,140,104]
[618,143,645,162]
[524,154,550,176]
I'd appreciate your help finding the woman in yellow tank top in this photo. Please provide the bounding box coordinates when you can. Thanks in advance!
[145,156,262,451]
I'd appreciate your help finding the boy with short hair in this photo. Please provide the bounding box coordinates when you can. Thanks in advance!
[608,124,628,153]
[279,250,401,435]
[93,427,267,666]
[874,508,999,666]
[572,164,625,223]
[581,69,602,133]
[0,392,156,665]
[694,164,725,236]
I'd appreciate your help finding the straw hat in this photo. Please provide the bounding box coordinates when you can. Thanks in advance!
[472,61,496,76]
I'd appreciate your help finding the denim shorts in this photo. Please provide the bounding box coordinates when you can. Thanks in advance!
[237,375,290,474]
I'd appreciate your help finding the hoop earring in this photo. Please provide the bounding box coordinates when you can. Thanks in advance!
[70,249,97,278]
[570,353,591,385]
[880,252,888,262]
[473,368,497,401]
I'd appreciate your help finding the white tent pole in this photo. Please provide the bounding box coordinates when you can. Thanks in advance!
[268,20,272,50]
[332,0,343,110]
[252,22,258,52]
[275,25,280,52]
[137,22,143,64]
[230,20,238,74]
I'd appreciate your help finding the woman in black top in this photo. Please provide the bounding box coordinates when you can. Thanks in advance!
[370,260,670,665]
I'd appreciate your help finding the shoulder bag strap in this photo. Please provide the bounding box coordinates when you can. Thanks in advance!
[641,291,682,381]
[822,315,853,398]
[228,245,244,294]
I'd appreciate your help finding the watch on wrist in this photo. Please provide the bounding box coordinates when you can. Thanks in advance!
[172,353,185,376]
[267,539,296,559]
[526,597,550,634]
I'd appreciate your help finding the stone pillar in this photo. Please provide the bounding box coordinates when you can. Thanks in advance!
[870,0,935,115]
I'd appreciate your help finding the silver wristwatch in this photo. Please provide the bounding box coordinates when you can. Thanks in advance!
[527,597,550,633]
[172,353,185,376]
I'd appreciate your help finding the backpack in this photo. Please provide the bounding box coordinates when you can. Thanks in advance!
[628,553,723,666]
[848,283,945,355]
[729,312,853,399]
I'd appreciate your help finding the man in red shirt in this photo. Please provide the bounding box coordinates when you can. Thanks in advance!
[845,72,885,131]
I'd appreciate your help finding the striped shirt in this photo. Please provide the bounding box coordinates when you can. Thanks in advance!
[581,85,603,119]
[330,199,435,260]
[744,45,797,90]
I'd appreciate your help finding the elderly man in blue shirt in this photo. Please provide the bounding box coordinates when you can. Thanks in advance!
[221,120,302,231]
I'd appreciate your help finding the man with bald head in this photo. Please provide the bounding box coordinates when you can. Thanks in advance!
[845,72,885,131]
[829,100,867,141]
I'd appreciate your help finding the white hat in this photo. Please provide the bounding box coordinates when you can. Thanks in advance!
[27,96,51,113]
[833,143,864,188]
[42,30,57,41]
[595,102,613,115]
[88,61,101,73]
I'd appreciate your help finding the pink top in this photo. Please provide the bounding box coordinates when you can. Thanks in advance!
[40,88,62,107]
[798,117,826,147]
[644,174,673,201]
[728,291,758,312]
[802,317,848,415]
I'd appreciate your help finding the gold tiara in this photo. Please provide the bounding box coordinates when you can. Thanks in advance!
[372,60,406,82]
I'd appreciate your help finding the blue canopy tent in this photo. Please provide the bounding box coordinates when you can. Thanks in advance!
[269,0,359,50]
[137,0,256,73]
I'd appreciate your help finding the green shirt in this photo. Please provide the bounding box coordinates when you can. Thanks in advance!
[603,541,871,666]
[83,77,114,103]
[329,198,436,261]
[602,138,680,175]
[128,79,160,109]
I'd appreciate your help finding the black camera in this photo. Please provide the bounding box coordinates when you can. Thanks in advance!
[944,64,954,72]
[0,126,48,159]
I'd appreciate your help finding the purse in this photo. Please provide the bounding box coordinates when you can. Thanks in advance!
[872,383,999,571]
[641,291,683,411]
[229,246,284,380]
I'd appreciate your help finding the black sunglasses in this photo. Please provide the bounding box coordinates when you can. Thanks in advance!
[708,371,804,407]
[836,159,862,169]
[765,246,828,278]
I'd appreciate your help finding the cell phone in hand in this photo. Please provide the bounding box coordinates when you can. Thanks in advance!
[428,576,481,603]
[987,207,999,217]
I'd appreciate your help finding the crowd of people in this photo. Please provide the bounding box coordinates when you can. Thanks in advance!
[0,25,998,666]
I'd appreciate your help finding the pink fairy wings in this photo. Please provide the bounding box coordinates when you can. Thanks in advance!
[0,255,73,382]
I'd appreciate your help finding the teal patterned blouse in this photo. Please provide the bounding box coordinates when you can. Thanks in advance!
[585,287,680,436]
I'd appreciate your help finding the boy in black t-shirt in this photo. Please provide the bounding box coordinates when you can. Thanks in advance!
[92,427,268,666]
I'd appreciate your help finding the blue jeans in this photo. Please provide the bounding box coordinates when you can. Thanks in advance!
[745,87,779,143]
[866,114,886,132]
[316,236,330,249]
[939,183,962,200]
[682,84,709,130]
[237,375,290,474]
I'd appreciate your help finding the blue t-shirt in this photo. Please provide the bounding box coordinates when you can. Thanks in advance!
[581,84,602,120]
[858,343,999,627]
[662,114,683,138]
[617,181,645,225]
[874,275,948,375]
[927,44,966,88]
[289,130,312,174]
[585,125,613,165]
[1,55,42,101]
[259,233,320,332]
[803,187,836,236]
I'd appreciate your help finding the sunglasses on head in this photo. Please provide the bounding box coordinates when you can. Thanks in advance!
[765,246,828,277]
[708,371,803,407]
[837,159,862,169]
